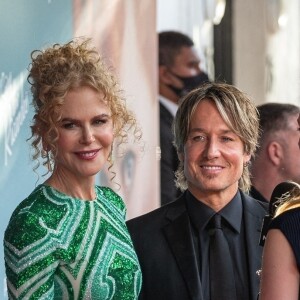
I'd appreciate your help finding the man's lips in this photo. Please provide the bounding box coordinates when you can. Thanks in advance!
[200,165,224,170]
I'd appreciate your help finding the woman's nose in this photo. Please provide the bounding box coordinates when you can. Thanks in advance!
[79,127,95,144]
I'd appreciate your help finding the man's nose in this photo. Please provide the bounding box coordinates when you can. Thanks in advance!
[204,139,221,159]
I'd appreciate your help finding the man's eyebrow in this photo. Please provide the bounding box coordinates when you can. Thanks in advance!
[189,127,205,133]
[189,128,234,134]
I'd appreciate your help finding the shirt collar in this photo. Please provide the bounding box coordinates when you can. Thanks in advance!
[159,95,178,117]
[186,190,243,233]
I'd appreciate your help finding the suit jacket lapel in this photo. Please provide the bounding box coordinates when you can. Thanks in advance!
[163,200,203,300]
[242,193,266,299]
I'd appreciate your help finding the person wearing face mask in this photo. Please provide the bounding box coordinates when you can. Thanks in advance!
[158,30,210,206]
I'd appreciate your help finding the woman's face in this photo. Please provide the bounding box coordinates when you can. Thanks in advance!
[52,86,114,180]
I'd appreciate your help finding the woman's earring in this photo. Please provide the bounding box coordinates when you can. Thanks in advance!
[47,151,54,172]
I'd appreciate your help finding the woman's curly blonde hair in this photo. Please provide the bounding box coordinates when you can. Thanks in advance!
[28,38,141,176]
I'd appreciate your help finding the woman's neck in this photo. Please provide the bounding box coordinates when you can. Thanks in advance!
[45,171,96,201]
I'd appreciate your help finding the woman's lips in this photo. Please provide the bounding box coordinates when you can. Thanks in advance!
[75,149,100,160]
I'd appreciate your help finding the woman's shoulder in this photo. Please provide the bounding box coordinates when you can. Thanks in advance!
[11,184,80,214]
[96,186,125,212]
[268,207,300,269]
[4,185,51,248]
[4,185,74,247]
[9,185,49,217]
[273,207,300,220]
[269,207,300,231]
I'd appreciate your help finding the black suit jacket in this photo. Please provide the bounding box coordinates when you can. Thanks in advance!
[127,191,267,300]
[159,102,181,206]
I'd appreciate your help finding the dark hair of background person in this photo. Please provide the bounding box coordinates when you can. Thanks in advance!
[158,31,194,67]
[256,103,299,154]
[250,102,300,203]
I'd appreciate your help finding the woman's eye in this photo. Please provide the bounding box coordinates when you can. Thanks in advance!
[94,119,107,125]
[62,123,76,129]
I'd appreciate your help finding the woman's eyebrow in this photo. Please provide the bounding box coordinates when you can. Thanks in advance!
[61,114,111,122]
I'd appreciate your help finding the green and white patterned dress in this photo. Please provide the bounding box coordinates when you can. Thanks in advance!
[4,184,142,299]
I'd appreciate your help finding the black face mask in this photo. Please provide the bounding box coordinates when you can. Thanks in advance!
[168,71,210,98]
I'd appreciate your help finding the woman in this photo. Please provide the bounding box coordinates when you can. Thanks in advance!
[259,181,300,299]
[259,114,300,300]
[4,39,142,299]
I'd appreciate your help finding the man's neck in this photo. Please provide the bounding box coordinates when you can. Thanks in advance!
[159,84,179,104]
[188,185,238,212]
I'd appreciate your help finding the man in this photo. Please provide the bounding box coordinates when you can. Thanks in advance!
[127,82,267,300]
[158,31,209,205]
[250,103,300,202]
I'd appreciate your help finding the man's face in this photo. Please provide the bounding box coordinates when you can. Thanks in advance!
[172,46,201,77]
[181,99,250,201]
[159,46,206,102]
[169,46,201,88]
[279,113,300,183]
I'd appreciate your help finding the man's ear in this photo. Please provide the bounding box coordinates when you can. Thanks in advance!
[159,65,173,85]
[178,152,184,162]
[243,153,251,165]
[267,141,283,166]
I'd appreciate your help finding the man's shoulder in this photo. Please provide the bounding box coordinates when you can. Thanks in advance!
[159,102,173,120]
[127,197,185,228]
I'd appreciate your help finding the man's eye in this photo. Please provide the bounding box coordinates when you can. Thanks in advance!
[192,136,205,142]
[221,136,233,142]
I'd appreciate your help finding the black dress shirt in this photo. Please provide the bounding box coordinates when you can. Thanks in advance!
[185,190,250,300]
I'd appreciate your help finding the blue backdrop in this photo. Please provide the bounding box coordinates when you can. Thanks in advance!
[0,1,72,297]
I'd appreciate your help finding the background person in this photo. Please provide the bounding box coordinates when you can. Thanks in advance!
[250,103,300,202]
[259,114,300,300]
[158,30,209,206]
[259,182,300,299]
[4,39,142,299]
[127,82,267,300]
